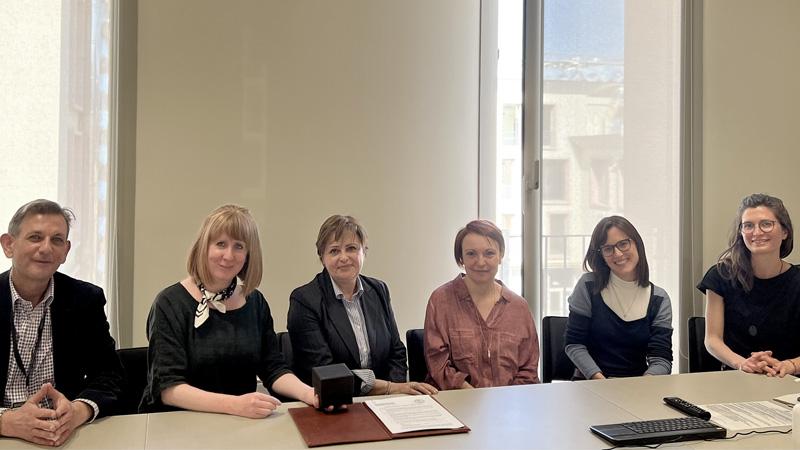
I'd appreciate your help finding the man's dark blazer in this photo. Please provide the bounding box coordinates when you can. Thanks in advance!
[287,269,408,393]
[0,270,123,417]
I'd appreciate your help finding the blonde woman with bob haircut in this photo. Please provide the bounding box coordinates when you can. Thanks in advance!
[141,205,318,417]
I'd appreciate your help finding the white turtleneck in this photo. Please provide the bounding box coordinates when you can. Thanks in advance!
[600,272,651,321]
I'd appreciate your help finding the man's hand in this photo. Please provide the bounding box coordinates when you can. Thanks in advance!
[49,384,92,446]
[0,383,59,445]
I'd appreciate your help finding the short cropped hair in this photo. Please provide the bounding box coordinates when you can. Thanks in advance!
[187,205,262,296]
[454,220,505,266]
[315,215,368,260]
[8,199,75,237]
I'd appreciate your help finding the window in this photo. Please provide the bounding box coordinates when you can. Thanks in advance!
[491,0,682,368]
[538,0,681,362]
[0,2,115,331]
[502,104,521,145]
[493,0,525,294]
[501,159,515,186]
[543,104,555,148]
[545,212,568,259]
[589,159,611,208]
[542,159,568,202]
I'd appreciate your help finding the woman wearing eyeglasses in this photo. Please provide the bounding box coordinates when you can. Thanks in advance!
[697,193,800,377]
[564,216,673,379]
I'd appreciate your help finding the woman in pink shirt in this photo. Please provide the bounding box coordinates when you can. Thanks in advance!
[423,220,540,389]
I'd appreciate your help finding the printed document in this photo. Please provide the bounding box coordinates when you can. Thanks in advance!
[772,392,800,408]
[364,395,465,434]
[698,400,792,434]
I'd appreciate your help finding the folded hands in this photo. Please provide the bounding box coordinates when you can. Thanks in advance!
[739,351,798,377]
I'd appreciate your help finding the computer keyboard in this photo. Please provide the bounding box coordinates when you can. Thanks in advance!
[590,416,727,445]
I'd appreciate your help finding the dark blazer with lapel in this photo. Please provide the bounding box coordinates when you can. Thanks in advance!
[0,271,123,417]
[287,269,408,391]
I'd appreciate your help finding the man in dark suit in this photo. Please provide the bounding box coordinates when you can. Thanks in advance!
[0,199,123,446]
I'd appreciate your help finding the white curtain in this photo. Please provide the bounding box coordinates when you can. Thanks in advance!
[0,0,117,337]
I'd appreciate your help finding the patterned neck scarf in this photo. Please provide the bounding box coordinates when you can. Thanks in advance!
[194,278,238,328]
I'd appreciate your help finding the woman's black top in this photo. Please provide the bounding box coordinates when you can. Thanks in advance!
[141,283,290,412]
[697,264,800,361]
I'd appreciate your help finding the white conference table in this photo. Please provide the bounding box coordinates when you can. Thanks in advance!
[144,381,637,450]
[582,370,800,449]
[0,413,148,450]
[0,371,797,450]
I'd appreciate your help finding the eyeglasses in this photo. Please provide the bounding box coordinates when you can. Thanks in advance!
[597,238,632,257]
[741,220,777,234]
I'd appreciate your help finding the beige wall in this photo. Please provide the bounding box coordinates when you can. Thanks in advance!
[132,1,480,345]
[130,0,800,347]
[702,0,800,269]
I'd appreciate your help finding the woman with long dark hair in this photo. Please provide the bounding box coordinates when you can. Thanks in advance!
[697,193,800,376]
[565,216,673,379]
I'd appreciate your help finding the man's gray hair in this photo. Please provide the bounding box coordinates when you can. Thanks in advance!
[8,199,75,237]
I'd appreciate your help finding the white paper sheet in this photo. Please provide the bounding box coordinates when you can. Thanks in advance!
[772,392,800,408]
[698,400,792,434]
[364,395,465,434]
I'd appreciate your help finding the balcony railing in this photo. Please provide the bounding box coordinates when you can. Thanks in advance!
[542,234,591,316]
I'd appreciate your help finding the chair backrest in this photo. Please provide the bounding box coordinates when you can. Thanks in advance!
[406,329,427,382]
[541,316,575,383]
[688,316,722,372]
[116,346,148,415]
[277,331,293,369]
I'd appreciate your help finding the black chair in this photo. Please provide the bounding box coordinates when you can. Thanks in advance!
[541,316,575,383]
[277,331,293,369]
[688,316,722,372]
[406,329,428,382]
[116,346,148,415]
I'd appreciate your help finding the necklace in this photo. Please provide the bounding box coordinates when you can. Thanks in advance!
[607,282,637,320]
[775,260,786,277]
[467,281,502,361]
[472,283,502,320]
[604,275,650,321]
[756,260,786,279]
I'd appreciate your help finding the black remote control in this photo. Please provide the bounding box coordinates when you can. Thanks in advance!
[663,397,712,420]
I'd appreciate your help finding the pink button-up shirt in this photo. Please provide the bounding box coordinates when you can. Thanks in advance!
[424,275,540,389]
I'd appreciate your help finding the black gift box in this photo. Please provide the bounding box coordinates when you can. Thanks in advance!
[312,363,354,410]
